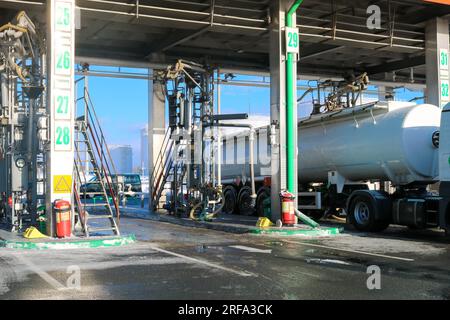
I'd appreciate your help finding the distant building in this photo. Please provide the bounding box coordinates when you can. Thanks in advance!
[110,145,133,174]
[140,125,149,175]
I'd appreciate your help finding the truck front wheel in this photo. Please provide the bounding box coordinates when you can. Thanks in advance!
[349,195,389,232]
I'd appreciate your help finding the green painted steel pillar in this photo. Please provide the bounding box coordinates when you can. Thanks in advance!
[285,0,303,193]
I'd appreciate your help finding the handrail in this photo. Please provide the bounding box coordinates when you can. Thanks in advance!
[73,149,87,233]
[83,89,118,183]
[78,87,121,222]
[72,171,87,232]
[74,139,89,201]
[149,127,174,206]
[151,139,173,194]
[152,144,174,200]
[151,146,175,210]
[84,88,119,177]
[86,118,120,222]
[149,127,172,186]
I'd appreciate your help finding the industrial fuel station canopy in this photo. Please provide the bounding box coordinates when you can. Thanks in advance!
[0,0,449,83]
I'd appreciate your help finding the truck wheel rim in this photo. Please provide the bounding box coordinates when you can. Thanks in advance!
[354,202,370,225]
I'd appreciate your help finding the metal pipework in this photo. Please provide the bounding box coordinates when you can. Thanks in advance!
[216,69,221,187]
[206,123,257,206]
[286,0,303,194]
[212,113,248,121]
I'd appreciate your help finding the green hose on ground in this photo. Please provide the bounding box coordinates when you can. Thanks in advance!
[295,208,320,228]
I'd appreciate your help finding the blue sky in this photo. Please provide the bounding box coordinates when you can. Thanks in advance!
[79,66,424,170]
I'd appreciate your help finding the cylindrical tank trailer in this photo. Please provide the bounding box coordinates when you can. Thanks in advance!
[298,102,440,185]
[219,101,449,234]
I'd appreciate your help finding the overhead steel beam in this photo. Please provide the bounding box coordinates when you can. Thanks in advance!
[145,0,216,57]
[146,26,211,56]
[364,55,425,75]
[300,44,343,61]
[401,3,450,24]
[75,55,168,69]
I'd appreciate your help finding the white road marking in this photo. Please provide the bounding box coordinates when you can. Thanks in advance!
[11,254,69,291]
[283,240,415,262]
[149,245,256,277]
[230,245,272,254]
[306,258,351,265]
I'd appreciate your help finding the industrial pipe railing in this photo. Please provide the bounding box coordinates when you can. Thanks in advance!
[207,123,257,206]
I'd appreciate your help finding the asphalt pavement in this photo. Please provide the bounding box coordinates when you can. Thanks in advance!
[1,216,449,299]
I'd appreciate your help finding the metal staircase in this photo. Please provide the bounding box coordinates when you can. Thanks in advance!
[149,127,175,211]
[73,82,120,237]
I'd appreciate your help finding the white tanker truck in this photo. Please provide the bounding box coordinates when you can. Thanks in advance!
[219,100,450,235]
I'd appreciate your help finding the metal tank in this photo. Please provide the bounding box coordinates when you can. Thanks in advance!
[298,101,440,185]
[219,101,441,187]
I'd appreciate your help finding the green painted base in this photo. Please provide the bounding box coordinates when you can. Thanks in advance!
[250,227,342,236]
[0,234,136,250]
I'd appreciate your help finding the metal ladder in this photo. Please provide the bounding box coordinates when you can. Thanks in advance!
[73,85,120,237]
[149,127,175,211]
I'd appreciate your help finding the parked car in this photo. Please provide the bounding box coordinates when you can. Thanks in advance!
[80,174,142,198]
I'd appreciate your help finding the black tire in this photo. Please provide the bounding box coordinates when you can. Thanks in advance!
[255,187,270,217]
[238,186,255,216]
[349,195,389,232]
[222,186,238,214]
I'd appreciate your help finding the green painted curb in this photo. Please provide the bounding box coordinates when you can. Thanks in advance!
[0,234,136,250]
[249,227,342,236]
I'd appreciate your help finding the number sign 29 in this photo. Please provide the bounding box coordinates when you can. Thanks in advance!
[286,27,299,54]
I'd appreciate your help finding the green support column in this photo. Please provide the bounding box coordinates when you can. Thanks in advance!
[285,0,302,193]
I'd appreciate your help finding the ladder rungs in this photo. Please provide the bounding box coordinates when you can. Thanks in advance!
[83,203,109,207]
[87,215,113,219]
[88,227,117,232]
[74,98,120,238]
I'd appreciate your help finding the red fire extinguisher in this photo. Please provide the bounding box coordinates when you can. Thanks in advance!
[280,190,296,226]
[54,200,72,238]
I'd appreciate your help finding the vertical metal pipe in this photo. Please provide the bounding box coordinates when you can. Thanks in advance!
[217,69,221,187]
[286,0,303,193]
[28,97,37,223]
[84,75,89,175]
[249,128,256,205]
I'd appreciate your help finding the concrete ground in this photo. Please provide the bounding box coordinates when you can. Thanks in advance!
[1,213,450,300]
